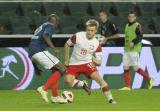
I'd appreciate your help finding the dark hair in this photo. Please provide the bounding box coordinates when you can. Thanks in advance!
[128,10,137,16]
[99,9,108,15]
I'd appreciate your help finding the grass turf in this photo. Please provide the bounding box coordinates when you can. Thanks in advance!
[0,89,159,111]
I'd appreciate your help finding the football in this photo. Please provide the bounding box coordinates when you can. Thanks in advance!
[61,91,74,103]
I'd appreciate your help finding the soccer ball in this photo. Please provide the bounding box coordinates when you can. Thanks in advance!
[61,91,74,103]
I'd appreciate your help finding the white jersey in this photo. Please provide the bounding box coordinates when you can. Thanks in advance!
[67,31,102,65]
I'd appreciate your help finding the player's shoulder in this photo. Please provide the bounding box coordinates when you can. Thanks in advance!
[125,22,129,27]
[75,31,86,36]
[43,22,54,28]
[135,22,142,28]
[74,31,86,40]
[135,21,140,25]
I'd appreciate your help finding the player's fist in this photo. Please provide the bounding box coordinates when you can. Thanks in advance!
[98,36,107,45]
[54,49,61,56]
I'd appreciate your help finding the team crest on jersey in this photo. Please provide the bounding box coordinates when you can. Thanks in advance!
[0,48,34,90]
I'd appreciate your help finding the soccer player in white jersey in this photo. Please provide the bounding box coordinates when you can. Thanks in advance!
[64,19,116,104]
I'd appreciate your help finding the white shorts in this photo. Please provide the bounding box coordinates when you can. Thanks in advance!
[31,51,59,69]
[123,52,139,66]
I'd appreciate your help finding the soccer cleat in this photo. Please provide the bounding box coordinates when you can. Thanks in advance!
[109,99,117,104]
[82,80,91,95]
[51,96,68,104]
[37,86,49,103]
[148,78,153,90]
[119,87,131,91]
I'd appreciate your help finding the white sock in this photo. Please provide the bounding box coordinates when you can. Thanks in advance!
[104,91,113,101]
[72,79,84,87]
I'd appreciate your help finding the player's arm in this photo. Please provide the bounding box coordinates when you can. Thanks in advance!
[99,23,120,44]
[64,34,76,66]
[43,34,56,50]
[92,45,102,66]
[130,24,143,47]
[43,25,60,55]
[103,23,120,39]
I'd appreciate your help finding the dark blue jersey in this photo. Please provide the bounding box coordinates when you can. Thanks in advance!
[29,22,55,57]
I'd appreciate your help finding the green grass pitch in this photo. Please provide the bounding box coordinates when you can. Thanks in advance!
[0,89,159,111]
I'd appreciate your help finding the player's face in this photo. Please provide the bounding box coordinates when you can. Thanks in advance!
[86,26,97,39]
[50,16,60,26]
[99,12,108,23]
[128,14,136,23]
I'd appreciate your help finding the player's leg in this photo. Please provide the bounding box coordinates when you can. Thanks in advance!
[43,70,64,103]
[50,82,67,103]
[64,74,91,95]
[43,62,64,91]
[42,52,86,91]
[90,71,116,104]
[51,82,59,97]
[131,52,153,89]
[42,51,68,103]
[119,66,131,90]
[32,51,66,103]
[64,65,91,95]
[64,74,76,87]
[119,52,131,90]
[132,66,153,89]
[38,51,65,91]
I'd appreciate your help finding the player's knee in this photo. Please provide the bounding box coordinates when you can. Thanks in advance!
[94,77,107,87]
[64,76,69,84]
[100,80,108,87]
[64,75,73,87]
[91,72,105,86]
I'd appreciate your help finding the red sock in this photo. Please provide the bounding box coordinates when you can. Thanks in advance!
[137,69,151,81]
[124,70,131,88]
[43,71,61,91]
[51,82,59,97]
[102,86,110,93]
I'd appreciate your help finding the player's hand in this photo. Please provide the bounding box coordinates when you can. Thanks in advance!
[65,60,69,67]
[92,56,101,66]
[130,42,134,48]
[54,49,61,56]
[99,36,107,45]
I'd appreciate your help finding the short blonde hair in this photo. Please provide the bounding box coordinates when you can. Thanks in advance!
[86,19,99,29]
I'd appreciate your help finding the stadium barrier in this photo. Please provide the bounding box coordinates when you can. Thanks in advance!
[0,34,159,38]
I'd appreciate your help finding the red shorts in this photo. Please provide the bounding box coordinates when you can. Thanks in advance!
[65,63,97,78]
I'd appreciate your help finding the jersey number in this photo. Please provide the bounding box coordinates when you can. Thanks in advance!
[34,25,43,35]
[80,49,87,55]
[32,25,43,39]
